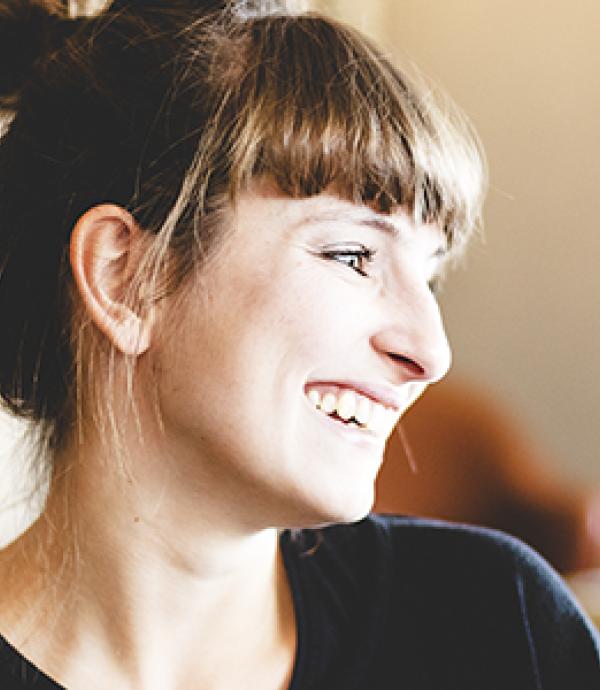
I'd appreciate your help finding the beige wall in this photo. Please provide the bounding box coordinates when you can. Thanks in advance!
[314,0,600,485]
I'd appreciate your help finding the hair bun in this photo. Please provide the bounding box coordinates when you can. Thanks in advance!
[0,1,74,103]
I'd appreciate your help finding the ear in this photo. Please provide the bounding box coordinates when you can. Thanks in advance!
[70,204,152,356]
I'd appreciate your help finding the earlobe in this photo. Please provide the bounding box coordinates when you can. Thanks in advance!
[70,204,152,356]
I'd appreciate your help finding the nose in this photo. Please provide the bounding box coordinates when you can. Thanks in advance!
[370,290,452,385]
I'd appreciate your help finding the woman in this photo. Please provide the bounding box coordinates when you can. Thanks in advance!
[0,1,597,688]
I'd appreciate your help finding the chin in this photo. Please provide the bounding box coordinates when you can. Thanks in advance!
[332,498,374,525]
[290,485,376,529]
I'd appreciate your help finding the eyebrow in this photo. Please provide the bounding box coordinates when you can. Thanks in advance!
[358,216,399,238]
[300,211,448,258]
[299,210,399,237]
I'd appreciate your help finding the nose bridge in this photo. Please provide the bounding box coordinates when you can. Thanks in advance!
[372,285,452,384]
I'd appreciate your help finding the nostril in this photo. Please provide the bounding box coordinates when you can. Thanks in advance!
[386,352,426,377]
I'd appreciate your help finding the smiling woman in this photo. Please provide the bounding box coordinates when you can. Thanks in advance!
[0,1,597,689]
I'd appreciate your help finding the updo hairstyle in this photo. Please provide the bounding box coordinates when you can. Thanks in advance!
[0,0,485,455]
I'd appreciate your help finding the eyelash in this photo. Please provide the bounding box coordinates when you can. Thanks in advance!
[319,244,377,277]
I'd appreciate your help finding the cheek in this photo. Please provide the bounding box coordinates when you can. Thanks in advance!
[267,282,346,362]
[295,274,378,344]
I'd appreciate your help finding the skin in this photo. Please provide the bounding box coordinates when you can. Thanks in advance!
[0,182,451,689]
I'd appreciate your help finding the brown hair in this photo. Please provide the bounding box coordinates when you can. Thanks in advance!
[0,0,486,454]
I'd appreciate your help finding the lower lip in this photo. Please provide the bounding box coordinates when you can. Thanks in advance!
[305,399,385,449]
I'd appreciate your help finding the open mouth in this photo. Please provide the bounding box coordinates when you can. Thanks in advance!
[305,384,397,435]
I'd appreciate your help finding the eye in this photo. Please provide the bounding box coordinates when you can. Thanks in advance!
[318,244,376,277]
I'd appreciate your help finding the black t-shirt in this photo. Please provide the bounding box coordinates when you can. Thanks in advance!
[1,514,599,689]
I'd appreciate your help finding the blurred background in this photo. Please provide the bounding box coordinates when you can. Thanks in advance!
[1,0,599,614]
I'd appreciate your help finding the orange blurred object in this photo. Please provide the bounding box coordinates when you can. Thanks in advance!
[375,376,600,574]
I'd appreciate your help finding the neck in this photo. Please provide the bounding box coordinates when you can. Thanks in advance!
[0,434,297,690]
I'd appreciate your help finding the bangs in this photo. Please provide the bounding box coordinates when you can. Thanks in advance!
[198,13,486,251]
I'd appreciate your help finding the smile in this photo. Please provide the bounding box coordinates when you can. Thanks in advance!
[305,384,398,435]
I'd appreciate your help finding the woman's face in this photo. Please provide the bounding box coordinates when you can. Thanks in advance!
[153,183,451,529]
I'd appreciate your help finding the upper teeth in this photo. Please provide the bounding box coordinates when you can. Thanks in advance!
[306,387,397,434]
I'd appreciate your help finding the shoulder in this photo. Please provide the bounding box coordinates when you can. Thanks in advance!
[315,512,582,586]
[380,515,600,682]
[289,512,565,579]
[345,514,597,630]
[283,514,600,689]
